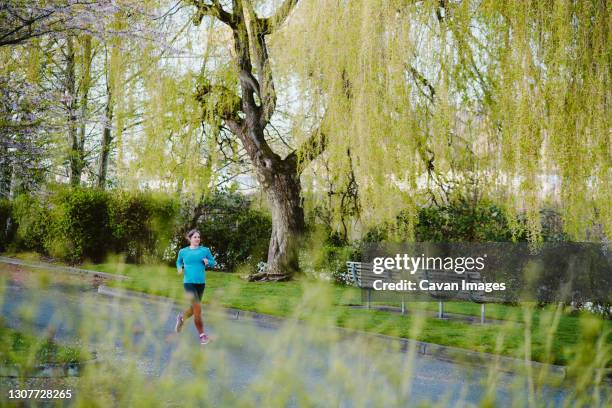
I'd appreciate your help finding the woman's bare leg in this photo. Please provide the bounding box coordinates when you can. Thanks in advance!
[181,290,196,319]
[192,301,204,335]
[182,304,193,319]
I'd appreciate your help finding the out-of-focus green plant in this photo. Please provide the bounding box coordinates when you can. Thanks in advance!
[0,263,609,407]
[0,325,86,366]
[303,199,517,284]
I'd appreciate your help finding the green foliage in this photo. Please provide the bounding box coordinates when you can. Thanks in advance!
[11,193,50,253]
[308,199,574,285]
[108,191,179,263]
[169,191,271,271]
[300,229,359,285]
[413,201,572,243]
[6,188,270,269]
[534,209,569,243]
[274,0,610,241]
[414,199,514,242]
[323,244,356,285]
[45,187,113,263]
[43,188,181,263]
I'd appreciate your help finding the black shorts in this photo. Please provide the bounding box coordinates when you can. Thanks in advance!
[183,283,205,301]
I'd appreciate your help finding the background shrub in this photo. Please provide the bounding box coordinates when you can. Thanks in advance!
[109,192,178,263]
[167,191,272,271]
[11,194,50,253]
[45,187,113,263]
[2,187,572,273]
[308,199,574,285]
[414,199,514,242]
[6,188,269,267]
[299,229,360,285]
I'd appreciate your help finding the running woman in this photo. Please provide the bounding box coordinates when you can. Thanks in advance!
[175,229,216,345]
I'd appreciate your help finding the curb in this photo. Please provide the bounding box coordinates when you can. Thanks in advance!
[0,355,97,378]
[97,285,573,381]
[0,256,130,281]
[348,305,517,326]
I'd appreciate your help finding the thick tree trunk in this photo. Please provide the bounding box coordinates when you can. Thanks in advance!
[97,45,114,189]
[189,0,313,281]
[77,36,92,184]
[251,157,305,281]
[65,37,81,186]
[0,143,11,198]
[97,92,113,188]
[234,125,306,281]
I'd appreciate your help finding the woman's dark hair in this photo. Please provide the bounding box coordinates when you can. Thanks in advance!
[185,229,201,241]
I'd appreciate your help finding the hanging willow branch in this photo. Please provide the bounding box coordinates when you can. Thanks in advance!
[269,0,610,240]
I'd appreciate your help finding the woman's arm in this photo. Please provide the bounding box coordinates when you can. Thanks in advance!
[203,248,216,268]
[176,249,184,275]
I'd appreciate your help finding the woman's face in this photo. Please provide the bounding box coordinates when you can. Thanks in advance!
[189,232,201,247]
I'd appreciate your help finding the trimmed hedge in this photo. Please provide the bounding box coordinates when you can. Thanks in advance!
[11,193,50,253]
[45,188,113,263]
[6,188,270,268]
[108,191,178,263]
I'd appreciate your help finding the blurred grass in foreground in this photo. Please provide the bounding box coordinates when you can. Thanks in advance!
[0,325,87,366]
[0,261,610,407]
[84,259,612,367]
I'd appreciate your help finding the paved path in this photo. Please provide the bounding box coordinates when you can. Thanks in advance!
[0,265,606,407]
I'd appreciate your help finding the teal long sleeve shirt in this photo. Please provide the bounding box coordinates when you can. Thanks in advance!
[176,246,216,283]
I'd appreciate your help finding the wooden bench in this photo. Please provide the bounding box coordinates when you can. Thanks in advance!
[346,261,413,314]
[346,261,488,323]
[423,269,487,323]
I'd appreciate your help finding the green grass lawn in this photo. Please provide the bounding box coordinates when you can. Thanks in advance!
[82,260,611,367]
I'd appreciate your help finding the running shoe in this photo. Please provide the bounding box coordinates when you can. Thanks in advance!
[175,313,184,333]
[199,333,210,345]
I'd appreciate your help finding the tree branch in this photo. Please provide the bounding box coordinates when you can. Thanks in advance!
[436,0,447,23]
[259,0,300,35]
[0,9,56,46]
[195,80,244,126]
[189,0,235,28]
[243,0,276,126]
[407,64,435,103]
[287,125,327,174]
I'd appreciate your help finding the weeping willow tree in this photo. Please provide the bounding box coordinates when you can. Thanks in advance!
[185,0,322,281]
[185,0,609,280]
